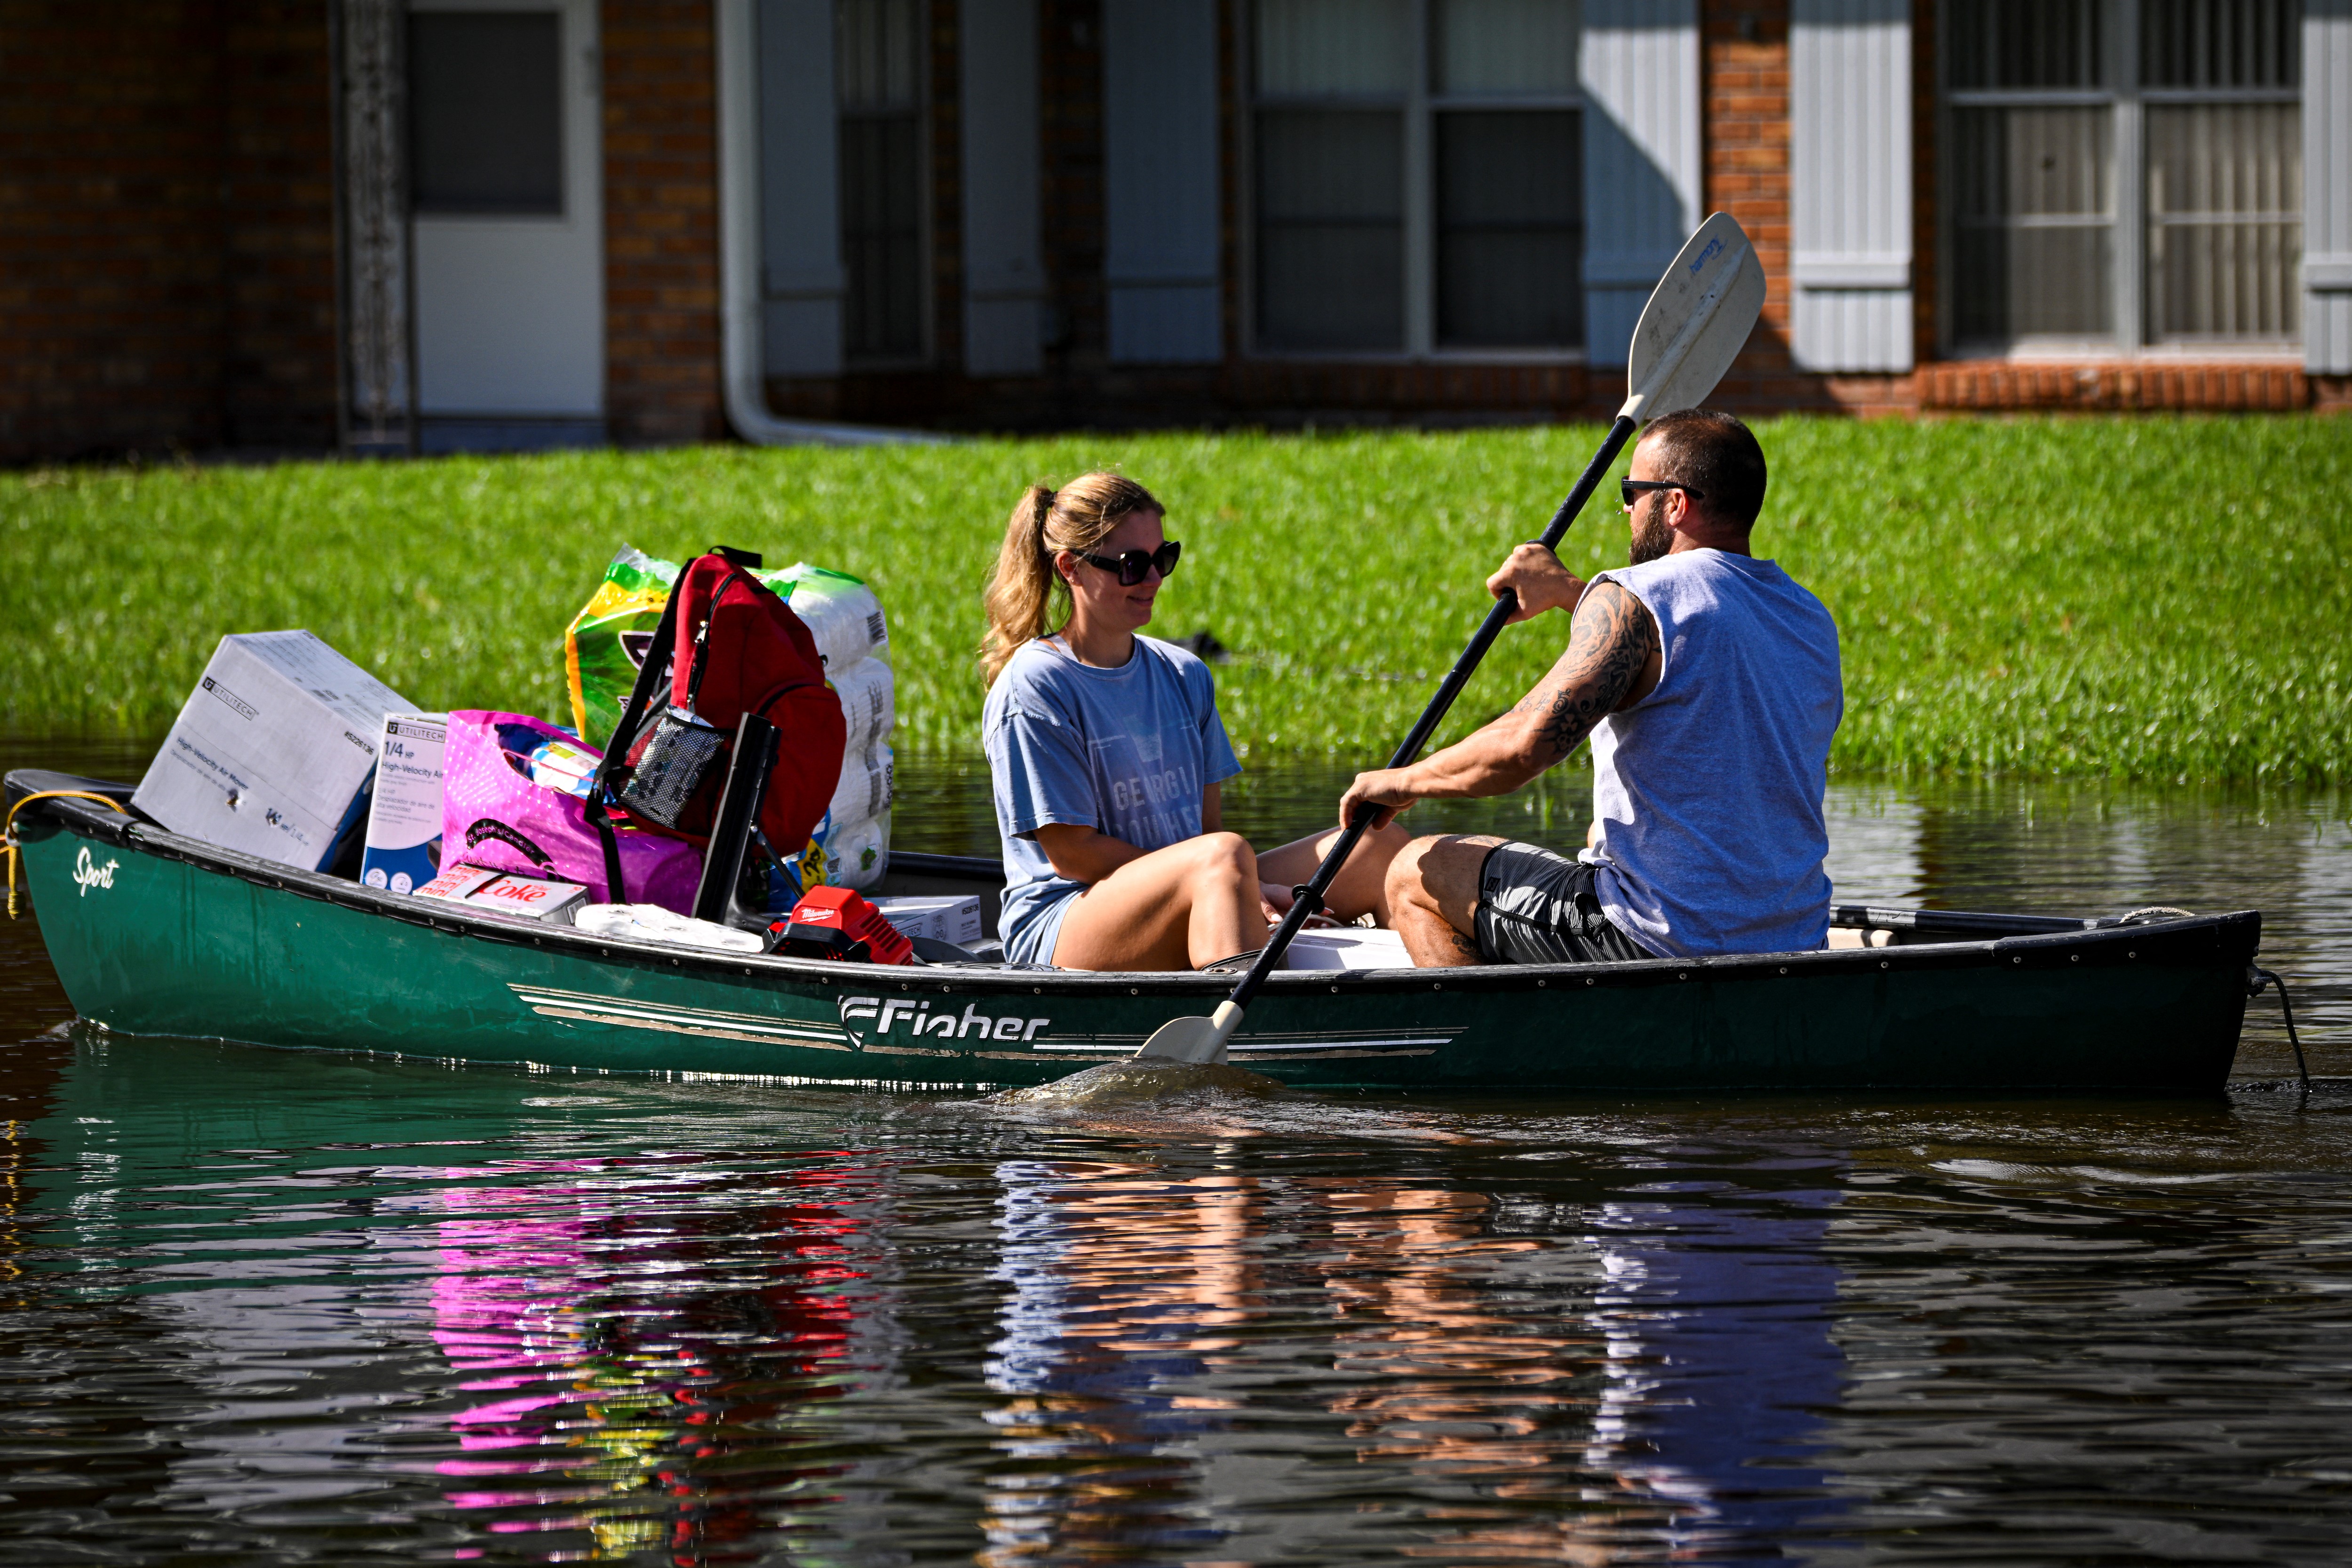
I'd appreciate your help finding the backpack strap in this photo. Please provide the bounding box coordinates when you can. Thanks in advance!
[681,566,750,712]
[588,567,689,902]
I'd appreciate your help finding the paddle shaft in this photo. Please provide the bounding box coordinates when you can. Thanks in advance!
[1220,412,1642,1013]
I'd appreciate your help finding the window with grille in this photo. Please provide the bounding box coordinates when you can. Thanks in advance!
[1251,0,1583,355]
[837,0,926,362]
[1947,0,2301,353]
[410,12,564,216]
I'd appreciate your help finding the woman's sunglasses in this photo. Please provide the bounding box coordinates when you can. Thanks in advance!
[1077,539,1182,586]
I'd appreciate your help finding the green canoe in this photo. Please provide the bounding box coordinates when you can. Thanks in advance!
[6,768,2260,1094]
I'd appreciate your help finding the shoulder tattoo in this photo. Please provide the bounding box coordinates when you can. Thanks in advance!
[1512,582,1659,764]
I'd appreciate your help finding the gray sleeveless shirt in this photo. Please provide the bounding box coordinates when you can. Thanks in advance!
[1580,549,1842,957]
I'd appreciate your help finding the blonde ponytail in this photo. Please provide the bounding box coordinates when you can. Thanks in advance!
[979,471,1161,685]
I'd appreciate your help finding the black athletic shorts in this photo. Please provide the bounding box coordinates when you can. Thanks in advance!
[1473,841,1653,966]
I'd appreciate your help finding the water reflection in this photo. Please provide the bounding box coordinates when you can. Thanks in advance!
[976,1145,1852,1564]
[422,1156,898,1561]
[983,1161,1245,1562]
[1581,1178,1845,1558]
[7,1036,2352,1561]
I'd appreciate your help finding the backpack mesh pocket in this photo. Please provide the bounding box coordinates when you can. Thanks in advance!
[620,708,728,829]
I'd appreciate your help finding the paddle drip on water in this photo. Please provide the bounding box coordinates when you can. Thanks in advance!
[989,1057,1285,1109]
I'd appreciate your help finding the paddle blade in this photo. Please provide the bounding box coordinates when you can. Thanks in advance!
[1134,1000,1244,1065]
[1623,212,1766,422]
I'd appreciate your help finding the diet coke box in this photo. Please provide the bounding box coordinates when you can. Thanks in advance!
[461,871,588,924]
[413,865,501,904]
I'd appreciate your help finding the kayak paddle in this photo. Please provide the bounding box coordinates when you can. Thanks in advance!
[1132,212,1767,1067]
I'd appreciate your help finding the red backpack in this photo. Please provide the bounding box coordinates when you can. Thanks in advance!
[593,549,845,877]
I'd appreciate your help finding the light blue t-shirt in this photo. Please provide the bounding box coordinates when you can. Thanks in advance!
[983,635,1242,965]
[1581,549,1843,958]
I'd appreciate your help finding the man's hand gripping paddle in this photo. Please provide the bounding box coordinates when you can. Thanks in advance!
[1129,213,1766,1068]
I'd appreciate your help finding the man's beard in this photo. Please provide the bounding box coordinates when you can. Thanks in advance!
[1628,500,1673,564]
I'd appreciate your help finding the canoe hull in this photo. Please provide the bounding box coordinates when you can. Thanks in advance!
[13,785,2257,1094]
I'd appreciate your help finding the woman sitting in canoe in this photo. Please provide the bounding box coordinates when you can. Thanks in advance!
[980,472,1406,971]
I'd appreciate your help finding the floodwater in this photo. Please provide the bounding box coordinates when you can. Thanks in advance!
[5,736,2351,1565]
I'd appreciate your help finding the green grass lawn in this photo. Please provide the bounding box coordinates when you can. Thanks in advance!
[4,416,2347,783]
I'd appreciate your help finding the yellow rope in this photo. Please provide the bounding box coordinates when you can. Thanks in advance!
[2,791,131,919]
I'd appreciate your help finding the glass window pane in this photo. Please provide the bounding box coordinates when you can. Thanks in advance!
[2141,0,2298,90]
[1435,0,1578,97]
[838,0,922,110]
[2145,103,2302,341]
[837,0,923,361]
[1948,0,2104,91]
[1436,110,1581,347]
[1256,0,1410,95]
[840,118,922,359]
[1255,109,1404,349]
[1953,106,2114,341]
[409,12,564,216]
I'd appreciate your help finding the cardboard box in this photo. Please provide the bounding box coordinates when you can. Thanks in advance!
[414,865,502,903]
[361,713,448,894]
[868,893,986,947]
[132,632,415,872]
[414,865,587,923]
[461,871,588,924]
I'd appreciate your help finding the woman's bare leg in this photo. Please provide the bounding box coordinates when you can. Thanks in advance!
[1254,820,1414,925]
[1049,832,1268,971]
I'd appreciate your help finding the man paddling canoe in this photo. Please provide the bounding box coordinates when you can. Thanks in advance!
[1338,409,1843,966]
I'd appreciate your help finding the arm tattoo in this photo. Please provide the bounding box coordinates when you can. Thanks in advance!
[1510,583,1657,765]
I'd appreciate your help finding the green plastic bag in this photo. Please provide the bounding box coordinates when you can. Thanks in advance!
[564,547,889,751]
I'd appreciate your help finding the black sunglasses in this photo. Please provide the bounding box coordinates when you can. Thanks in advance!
[1621,478,1705,509]
[1077,539,1182,586]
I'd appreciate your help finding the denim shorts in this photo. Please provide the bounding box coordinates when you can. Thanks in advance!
[1000,885,1079,968]
[1472,841,1651,966]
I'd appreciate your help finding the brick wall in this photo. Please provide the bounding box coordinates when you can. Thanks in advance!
[601,0,726,445]
[1700,0,1797,412]
[1918,360,2310,413]
[0,1,335,463]
[225,4,339,450]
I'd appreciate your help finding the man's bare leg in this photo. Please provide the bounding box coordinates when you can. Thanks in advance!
[1386,834,1505,968]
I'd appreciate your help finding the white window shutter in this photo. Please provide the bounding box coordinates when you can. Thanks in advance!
[961,0,1045,375]
[2308,0,2352,374]
[1581,0,1701,367]
[1790,0,1911,372]
[757,0,844,376]
[1103,0,1222,364]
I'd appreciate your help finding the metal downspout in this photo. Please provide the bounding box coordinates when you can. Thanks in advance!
[712,0,946,447]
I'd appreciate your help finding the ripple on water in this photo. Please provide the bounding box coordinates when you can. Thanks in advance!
[987,1056,1287,1110]
[3,1034,2352,1563]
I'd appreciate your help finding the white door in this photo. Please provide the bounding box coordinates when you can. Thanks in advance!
[409,0,604,439]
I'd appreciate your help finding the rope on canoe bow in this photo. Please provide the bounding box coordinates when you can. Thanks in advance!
[2,790,132,919]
